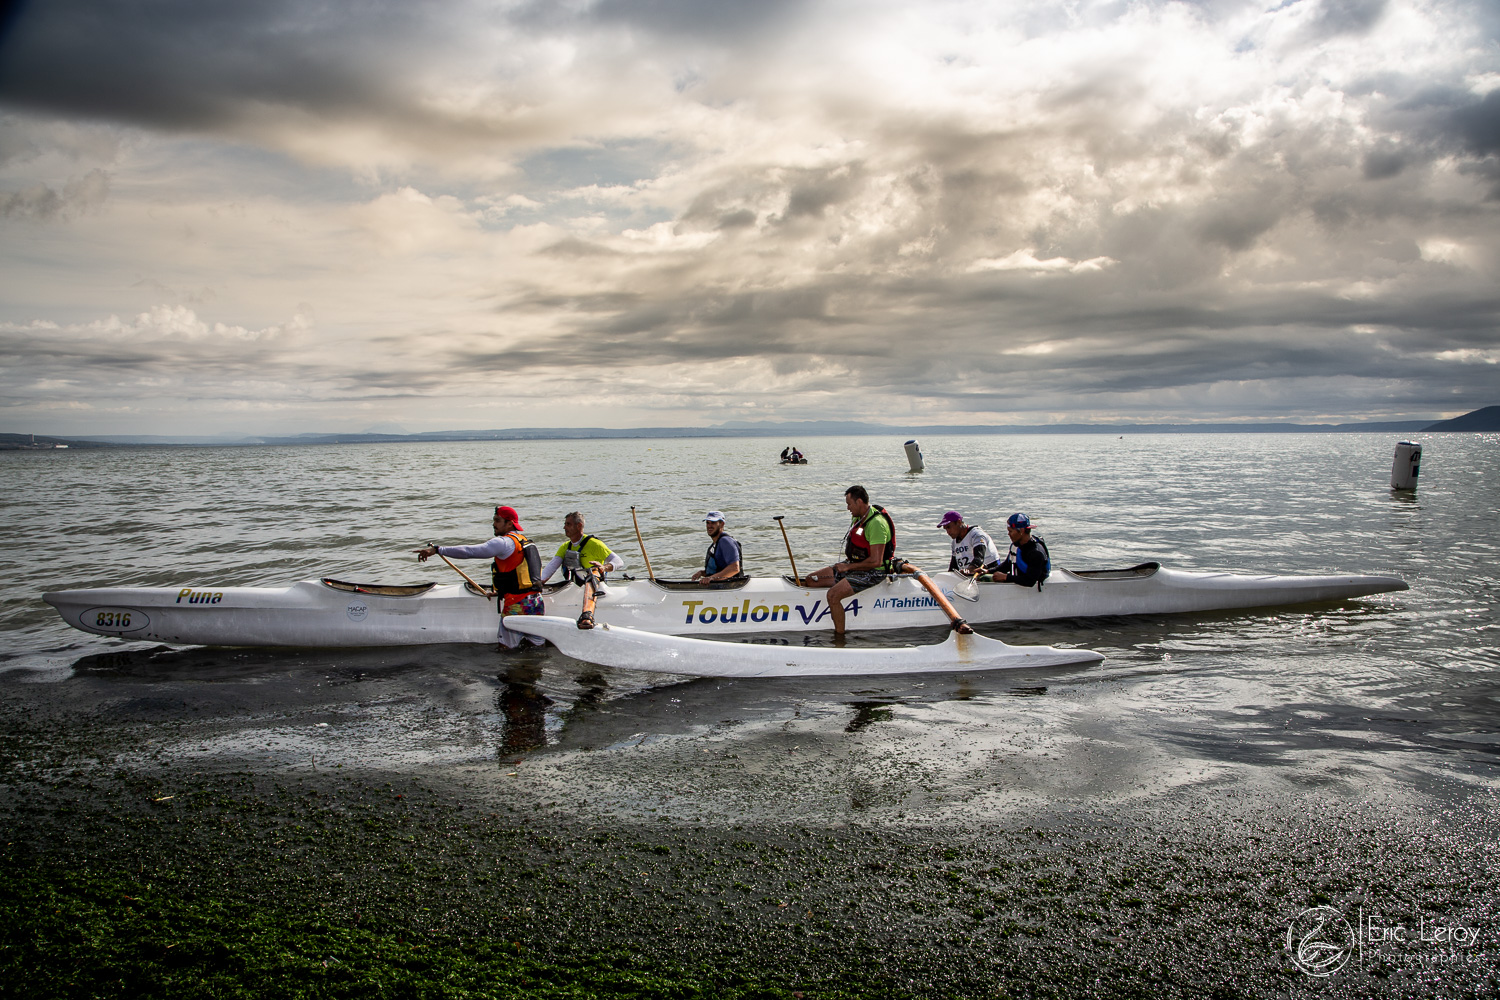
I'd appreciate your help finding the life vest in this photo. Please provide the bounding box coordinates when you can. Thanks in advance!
[1007,534,1051,589]
[493,531,542,596]
[844,505,896,570]
[704,533,743,577]
[561,536,600,581]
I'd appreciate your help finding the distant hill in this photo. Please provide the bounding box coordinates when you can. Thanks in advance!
[17,409,1498,448]
[1423,406,1500,432]
[0,433,107,451]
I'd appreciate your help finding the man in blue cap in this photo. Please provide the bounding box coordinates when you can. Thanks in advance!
[692,510,743,584]
[993,513,1050,588]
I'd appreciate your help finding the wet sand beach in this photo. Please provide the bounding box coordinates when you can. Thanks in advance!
[2,623,1496,998]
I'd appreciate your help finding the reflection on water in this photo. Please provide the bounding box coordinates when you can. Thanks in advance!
[845,701,895,732]
[497,662,552,755]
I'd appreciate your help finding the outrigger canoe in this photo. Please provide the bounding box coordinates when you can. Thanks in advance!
[42,562,1406,648]
[503,616,1103,677]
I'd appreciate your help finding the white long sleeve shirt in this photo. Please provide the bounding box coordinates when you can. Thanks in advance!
[435,536,516,561]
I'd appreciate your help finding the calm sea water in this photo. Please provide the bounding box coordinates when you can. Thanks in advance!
[1,433,1496,821]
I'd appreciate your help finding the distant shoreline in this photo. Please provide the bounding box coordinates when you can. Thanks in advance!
[4,405,1495,449]
[0,422,1479,450]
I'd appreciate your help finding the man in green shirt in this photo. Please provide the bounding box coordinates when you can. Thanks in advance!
[539,511,624,584]
[800,485,896,634]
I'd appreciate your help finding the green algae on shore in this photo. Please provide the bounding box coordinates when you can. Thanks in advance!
[4,758,1496,999]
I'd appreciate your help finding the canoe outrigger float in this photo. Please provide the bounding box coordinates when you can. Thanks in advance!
[502,616,1103,677]
[42,562,1406,648]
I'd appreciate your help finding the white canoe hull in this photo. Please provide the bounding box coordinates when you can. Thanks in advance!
[504,615,1103,677]
[42,563,1406,648]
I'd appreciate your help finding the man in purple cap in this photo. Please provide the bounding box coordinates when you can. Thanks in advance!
[994,513,1050,588]
[936,511,1002,578]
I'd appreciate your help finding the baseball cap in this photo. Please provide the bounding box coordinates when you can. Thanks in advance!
[936,510,964,528]
[1007,512,1030,529]
[494,505,522,528]
[704,510,726,523]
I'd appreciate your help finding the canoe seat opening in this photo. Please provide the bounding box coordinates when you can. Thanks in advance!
[463,580,573,597]
[1065,562,1161,580]
[650,577,752,592]
[320,578,438,597]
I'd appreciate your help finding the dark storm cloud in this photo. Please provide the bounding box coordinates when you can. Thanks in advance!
[1302,0,1389,40]
[587,0,805,41]
[1451,90,1500,155]
[446,241,1500,405]
[0,1,402,127]
[0,0,570,153]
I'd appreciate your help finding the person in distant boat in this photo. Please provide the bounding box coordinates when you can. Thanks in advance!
[800,485,896,634]
[538,511,625,585]
[781,446,791,462]
[992,513,1050,588]
[936,511,1002,577]
[414,505,544,649]
[692,511,744,584]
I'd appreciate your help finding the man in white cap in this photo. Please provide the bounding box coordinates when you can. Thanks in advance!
[691,511,743,584]
[936,511,1002,578]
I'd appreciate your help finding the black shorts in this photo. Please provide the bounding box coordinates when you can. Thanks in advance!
[836,568,888,595]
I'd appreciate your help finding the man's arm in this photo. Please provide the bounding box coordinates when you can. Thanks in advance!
[538,554,563,583]
[699,538,742,582]
[840,542,884,573]
[1006,540,1046,585]
[422,536,515,561]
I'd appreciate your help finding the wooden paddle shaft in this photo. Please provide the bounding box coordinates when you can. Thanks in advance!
[438,552,493,602]
[904,564,973,633]
[629,505,656,582]
[772,515,801,584]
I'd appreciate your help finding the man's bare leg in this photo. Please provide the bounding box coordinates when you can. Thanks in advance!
[827,579,853,633]
[800,565,836,588]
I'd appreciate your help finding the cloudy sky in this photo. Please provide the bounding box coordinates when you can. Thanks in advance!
[1,0,1497,435]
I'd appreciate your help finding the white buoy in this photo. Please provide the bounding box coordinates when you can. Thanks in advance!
[1391,441,1421,491]
[904,439,924,473]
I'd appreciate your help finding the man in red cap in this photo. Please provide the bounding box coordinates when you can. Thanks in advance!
[414,505,544,648]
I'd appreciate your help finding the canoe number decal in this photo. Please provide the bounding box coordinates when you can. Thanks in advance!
[346,602,368,622]
[84,607,150,633]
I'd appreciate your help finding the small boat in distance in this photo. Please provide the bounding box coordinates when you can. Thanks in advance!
[43,562,1407,648]
[779,445,807,464]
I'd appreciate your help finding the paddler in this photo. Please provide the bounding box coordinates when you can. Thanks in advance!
[538,511,625,586]
[937,510,1002,577]
[991,513,1050,588]
[691,511,743,585]
[800,485,896,634]
[414,505,545,648]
